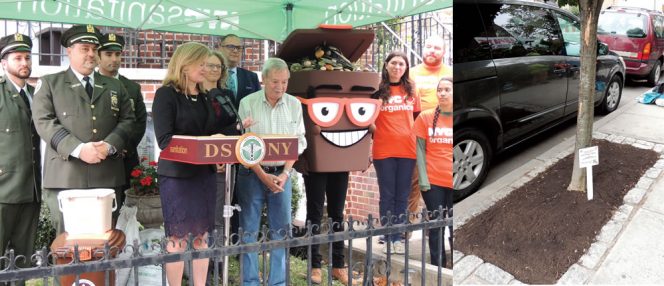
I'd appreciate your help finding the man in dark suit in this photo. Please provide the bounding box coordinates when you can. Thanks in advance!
[97,33,147,208]
[218,34,261,108]
[32,25,135,235]
[218,34,261,244]
[0,33,41,284]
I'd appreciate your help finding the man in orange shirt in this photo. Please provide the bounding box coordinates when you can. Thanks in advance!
[411,36,452,110]
[414,77,453,267]
[408,35,452,223]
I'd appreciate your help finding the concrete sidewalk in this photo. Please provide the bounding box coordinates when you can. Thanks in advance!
[588,177,664,284]
[455,95,664,284]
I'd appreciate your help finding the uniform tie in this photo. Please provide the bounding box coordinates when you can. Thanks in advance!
[19,89,30,111]
[227,69,237,98]
[83,76,93,98]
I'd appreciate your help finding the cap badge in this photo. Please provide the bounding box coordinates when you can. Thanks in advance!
[14,33,22,41]
[109,34,116,41]
[86,24,94,33]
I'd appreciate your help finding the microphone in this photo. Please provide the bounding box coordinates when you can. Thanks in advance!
[212,89,244,134]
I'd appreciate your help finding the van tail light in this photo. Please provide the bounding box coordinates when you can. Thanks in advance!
[640,42,652,60]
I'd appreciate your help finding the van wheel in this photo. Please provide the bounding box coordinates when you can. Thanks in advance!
[599,75,622,114]
[453,128,492,201]
[647,60,662,86]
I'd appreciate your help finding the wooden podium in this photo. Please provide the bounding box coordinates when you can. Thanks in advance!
[158,133,298,286]
[159,133,299,166]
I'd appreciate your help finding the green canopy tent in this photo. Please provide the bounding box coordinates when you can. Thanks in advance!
[0,0,451,42]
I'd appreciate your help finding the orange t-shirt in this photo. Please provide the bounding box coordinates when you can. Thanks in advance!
[372,85,421,160]
[414,109,453,188]
[410,64,452,111]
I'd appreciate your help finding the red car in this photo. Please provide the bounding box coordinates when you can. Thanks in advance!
[598,6,664,86]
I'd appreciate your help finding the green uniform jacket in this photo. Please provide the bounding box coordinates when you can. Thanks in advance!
[118,74,147,159]
[0,77,41,203]
[32,68,135,189]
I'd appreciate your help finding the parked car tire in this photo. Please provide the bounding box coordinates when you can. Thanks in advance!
[598,75,622,114]
[647,60,662,86]
[453,128,492,200]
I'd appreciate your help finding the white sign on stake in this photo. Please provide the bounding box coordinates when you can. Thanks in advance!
[579,146,599,200]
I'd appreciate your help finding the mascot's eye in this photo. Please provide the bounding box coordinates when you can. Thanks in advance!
[312,102,340,124]
[349,102,377,125]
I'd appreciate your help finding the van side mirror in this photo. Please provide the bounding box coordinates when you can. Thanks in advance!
[598,41,609,56]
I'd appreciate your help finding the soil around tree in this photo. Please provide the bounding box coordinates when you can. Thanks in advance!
[455,139,659,284]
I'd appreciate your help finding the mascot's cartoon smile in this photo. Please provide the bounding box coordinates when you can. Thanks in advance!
[320,129,369,147]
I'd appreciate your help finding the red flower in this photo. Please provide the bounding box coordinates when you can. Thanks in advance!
[129,160,159,196]
[140,176,153,186]
[131,169,142,178]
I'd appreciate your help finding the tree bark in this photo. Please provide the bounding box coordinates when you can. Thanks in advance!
[568,0,604,192]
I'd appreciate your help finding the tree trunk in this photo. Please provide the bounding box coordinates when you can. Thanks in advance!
[568,0,604,192]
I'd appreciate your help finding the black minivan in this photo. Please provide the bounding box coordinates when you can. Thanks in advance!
[453,0,625,199]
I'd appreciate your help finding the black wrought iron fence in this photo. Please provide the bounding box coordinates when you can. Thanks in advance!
[0,209,452,286]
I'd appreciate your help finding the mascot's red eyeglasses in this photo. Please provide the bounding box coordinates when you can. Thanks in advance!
[296,97,382,128]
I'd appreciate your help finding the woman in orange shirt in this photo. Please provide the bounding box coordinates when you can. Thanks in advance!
[414,77,453,267]
[372,51,420,254]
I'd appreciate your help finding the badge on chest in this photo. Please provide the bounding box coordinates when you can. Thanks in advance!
[110,90,119,112]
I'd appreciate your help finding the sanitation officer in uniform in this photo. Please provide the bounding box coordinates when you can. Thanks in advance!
[97,33,147,207]
[32,24,135,235]
[0,33,41,283]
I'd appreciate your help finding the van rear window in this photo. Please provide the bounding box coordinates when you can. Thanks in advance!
[598,12,648,38]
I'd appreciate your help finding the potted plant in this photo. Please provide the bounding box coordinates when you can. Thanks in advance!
[124,157,163,228]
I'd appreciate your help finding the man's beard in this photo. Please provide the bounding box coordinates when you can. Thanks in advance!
[7,66,31,80]
[424,56,442,66]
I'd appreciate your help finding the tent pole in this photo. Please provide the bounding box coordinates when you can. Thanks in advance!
[264,40,270,63]
[223,164,234,286]
[286,3,294,35]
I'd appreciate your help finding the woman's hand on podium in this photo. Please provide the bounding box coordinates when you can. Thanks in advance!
[216,164,226,173]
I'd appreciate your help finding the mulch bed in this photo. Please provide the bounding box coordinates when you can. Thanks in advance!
[455,139,659,284]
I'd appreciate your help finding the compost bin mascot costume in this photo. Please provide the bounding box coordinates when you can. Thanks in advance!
[294,76,381,285]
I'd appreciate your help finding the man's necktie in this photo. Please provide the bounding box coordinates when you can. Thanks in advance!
[83,76,93,98]
[227,69,237,98]
[19,89,30,112]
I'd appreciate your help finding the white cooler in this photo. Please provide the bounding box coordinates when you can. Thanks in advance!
[58,189,117,235]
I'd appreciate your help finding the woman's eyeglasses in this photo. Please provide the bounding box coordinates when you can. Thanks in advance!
[221,44,243,52]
